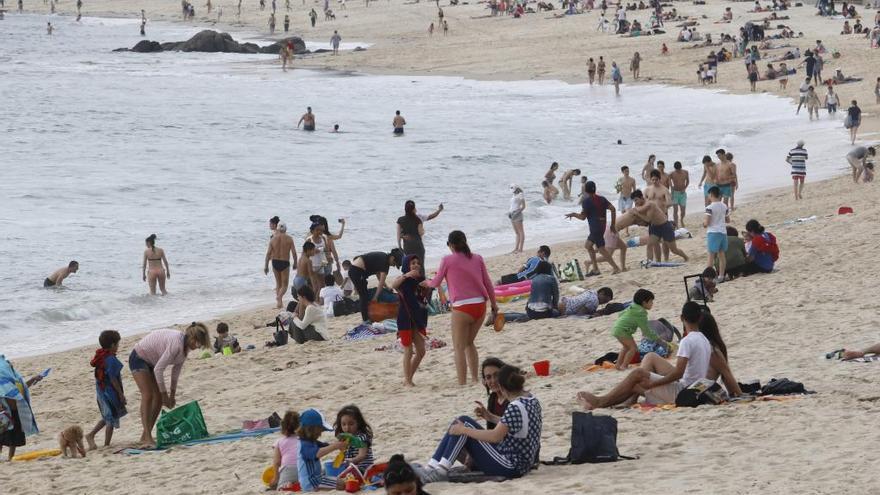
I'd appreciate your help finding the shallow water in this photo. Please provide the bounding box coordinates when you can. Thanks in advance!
[0,13,848,357]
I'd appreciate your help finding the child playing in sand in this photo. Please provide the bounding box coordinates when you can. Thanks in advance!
[269,410,301,491]
[212,322,241,354]
[704,186,729,281]
[297,409,346,491]
[689,267,718,302]
[611,289,662,370]
[333,405,375,473]
[85,330,127,450]
[393,255,430,386]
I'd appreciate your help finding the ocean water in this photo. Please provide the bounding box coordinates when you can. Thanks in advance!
[0,13,848,357]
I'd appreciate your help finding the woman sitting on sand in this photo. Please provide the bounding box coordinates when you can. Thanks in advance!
[473,358,509,429]
[416,364,541,483]
[701,311,743,397]
[129,323,210,446]
[290,286,329,343]
[740,220,778,276]
[423,231,497,386]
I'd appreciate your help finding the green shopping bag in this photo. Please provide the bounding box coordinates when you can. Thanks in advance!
[156,400,208,448]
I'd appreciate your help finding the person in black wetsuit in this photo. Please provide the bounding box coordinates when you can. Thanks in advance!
[397,201,426,276]
[348,249,404,323]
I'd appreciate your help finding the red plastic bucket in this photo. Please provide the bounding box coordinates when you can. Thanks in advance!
[838,206,854,215]
[533,360,550,376]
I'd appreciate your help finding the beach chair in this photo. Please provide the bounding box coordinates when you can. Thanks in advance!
[683,273,710,309]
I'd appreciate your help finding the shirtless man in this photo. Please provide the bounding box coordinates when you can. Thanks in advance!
[597,56,607,84]
[669,161,690,227]
[698,155,718,207]
[640,154,656,185]
[559,168,582,200]
[714,149,735,209]
[628,190,689,262]
[297,107,316,131]
[393,110,406,135]
[725,152,739,211]
[264,222,298,308]
[656,160,671,189]
[44,261,78,288]
[644,170,671,211]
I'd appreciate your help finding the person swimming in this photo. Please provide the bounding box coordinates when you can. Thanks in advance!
[298,107,316,131]
[393,110,406,135]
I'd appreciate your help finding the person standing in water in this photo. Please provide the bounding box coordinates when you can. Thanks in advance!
[264,223,298,309]
[140,11,147,36]
[610,61,622,96]
[509,184,526,254]
[597,56,606,84]
[330,30,341,55]
[392,110,406,135]
[142,234,170,296]
[44,261,79,288]
[47,22,54,35]
[297,107,316,131]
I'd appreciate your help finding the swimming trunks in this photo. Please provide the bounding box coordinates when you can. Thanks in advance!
[393,127,404,135]
[43,278,55,288]
[671,190,687,206]
[618,196,633,212]
[716,183,733,198]
[587,225,606,248]
[452,302,486,322]
[272,259,291,272]
[303,124,315,131]
[702,182,716,197]
[648,221,676,242]
[706,232,728,254]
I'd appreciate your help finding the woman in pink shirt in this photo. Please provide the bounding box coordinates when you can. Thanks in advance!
[424,231,497,385]
[128,323,210,446]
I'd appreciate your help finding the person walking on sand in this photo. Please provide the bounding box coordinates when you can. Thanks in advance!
[142,234,170,296]
[597,56,607,85]
[281,40,294,71]
[393,110,406,135]
[283,14,290,32]
[845,100,861,145]
[309,8,317,27]
[630,52,641,80]
[264,222,298,309]
[786,140,807,200]
[44,261,79,288]
[566,181,621,275]
[509,184,526,253]
[698,155,718,207]
[423,231,498,386]
[298,106,316,131]
[128,324,210,447]
[269,12,276,34]
[330,30,341,55]
[669,161,689,227]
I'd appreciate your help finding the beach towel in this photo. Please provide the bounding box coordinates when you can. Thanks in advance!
[342,321,396,341]
[374,336,447,352]
[640,260,685,268]
[118,427,279,454]
[0,355,38,437]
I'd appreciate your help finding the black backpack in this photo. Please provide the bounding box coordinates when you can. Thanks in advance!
[542,412,635,465]
[332,297,359,317]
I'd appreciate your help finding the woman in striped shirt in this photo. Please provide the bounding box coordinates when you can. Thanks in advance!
[128,323,210,446]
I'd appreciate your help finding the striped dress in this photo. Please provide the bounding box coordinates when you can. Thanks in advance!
[787,146,808,177]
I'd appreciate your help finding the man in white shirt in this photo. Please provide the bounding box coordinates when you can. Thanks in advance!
[576,301,711,409]
[796,77,810,114]
[318,274,344,316]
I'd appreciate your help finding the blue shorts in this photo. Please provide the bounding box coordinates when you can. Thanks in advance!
[717,183,733,198]
[706,232,728,254]
[393,127,404,135]
[128,349,154,373]
[703,183,715,197]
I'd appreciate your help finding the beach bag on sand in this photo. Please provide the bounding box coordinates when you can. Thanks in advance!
[541,412,635,465]
[333,298,359,317]
[676,378,726,407]
[156,401,209,448]
[761,378,808,396]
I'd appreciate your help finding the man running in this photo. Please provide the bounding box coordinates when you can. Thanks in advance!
[297,107,316,131]
[629,190,689,263]
[264,223,298,308]
[565,181,621,275]
[44,261,79,288]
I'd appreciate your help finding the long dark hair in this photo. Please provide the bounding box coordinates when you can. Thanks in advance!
[447,230,472,258]
[146,234,157,253]
[699,311,728,359]
[333,404,373,439]
[497,364,526,394]
[481,357,506,394]
[404,200,421,223]
[745,219,765,235]
[383,454,430,495]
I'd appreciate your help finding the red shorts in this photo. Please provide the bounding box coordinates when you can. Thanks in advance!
[398,329,426,347]
[452,302,487,322]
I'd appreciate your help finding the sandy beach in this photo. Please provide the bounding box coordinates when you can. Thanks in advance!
[4,1,880,493]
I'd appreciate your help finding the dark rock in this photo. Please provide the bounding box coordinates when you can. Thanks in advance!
[353,46,367,52]
[241,42,261,54]
[260,37,307,55]
[130,40,162,53]
[160,41,184,51]
[312,48,331,54]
